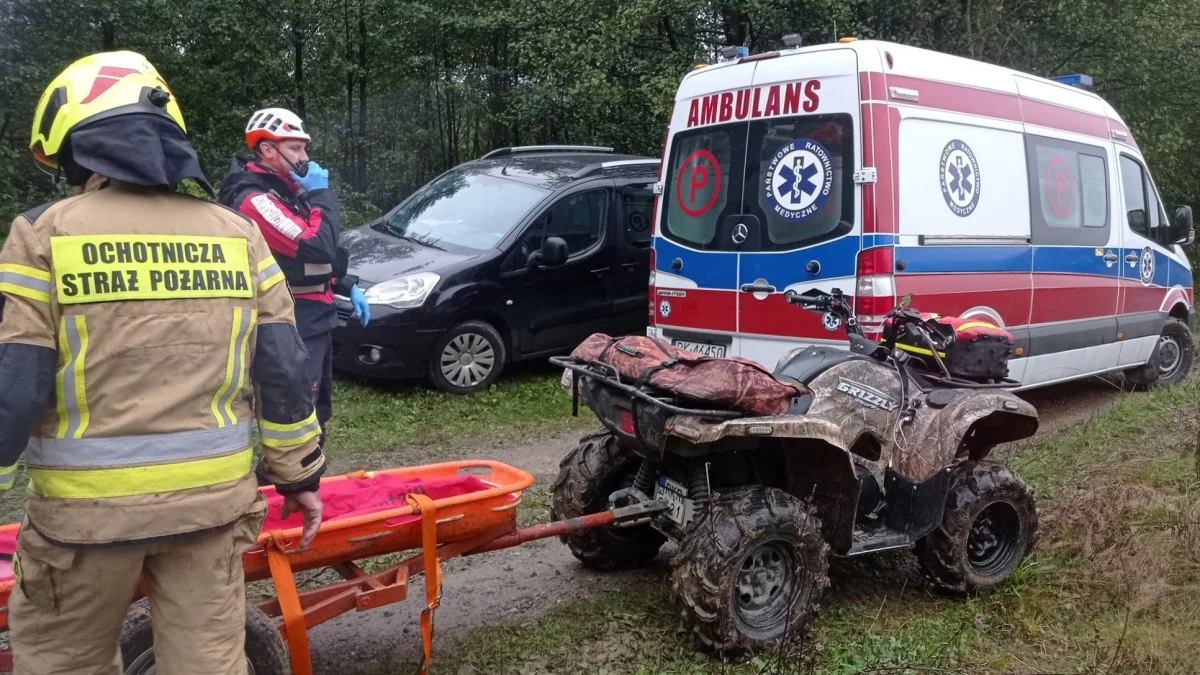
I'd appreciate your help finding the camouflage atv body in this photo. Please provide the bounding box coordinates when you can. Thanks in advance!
[550,290,1040,655]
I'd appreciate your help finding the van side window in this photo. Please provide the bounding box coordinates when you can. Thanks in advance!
[515,190,607,268]
[620,184,655,247]
[1119,155,1173,247]
[1025,135,1109,246]
[1119,155,1149,237]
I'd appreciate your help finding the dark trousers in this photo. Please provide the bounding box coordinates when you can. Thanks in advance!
[255,330,333,486]
[303,331,334,438]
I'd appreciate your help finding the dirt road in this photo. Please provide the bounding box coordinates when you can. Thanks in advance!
[307,375,1132,674]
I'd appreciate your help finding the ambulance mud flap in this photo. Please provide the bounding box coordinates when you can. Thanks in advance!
[884,465,955,539]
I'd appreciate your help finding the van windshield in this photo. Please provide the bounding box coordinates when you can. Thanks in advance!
[660,113,854,251]
[383,171,548,250]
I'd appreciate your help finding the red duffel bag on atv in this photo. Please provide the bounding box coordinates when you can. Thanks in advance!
[569,333,806,416]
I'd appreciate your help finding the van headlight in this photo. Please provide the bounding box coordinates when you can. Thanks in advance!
[362,272,440,308]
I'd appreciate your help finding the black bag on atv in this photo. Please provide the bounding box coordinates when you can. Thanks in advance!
[884,314,1015,381]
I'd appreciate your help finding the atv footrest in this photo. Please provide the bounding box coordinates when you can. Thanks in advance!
[846,527,912,556]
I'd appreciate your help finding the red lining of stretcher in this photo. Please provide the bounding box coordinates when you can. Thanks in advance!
[0,473,493,582]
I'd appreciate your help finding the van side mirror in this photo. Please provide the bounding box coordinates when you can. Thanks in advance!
[541,237,569,266]
[1173,205,1195,245]
[1128,209,1148,233]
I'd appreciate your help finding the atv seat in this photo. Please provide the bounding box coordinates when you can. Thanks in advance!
[774,345,872,385]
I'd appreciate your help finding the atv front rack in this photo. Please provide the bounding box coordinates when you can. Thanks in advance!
[551,356,744,420]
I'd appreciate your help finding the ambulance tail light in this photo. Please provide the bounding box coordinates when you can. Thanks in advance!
[855,246,895,338]
[648,246,658,329]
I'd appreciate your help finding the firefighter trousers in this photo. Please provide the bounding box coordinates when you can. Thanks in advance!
[9,498,267,675]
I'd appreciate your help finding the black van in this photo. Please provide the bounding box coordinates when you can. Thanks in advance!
[332,145,661,393]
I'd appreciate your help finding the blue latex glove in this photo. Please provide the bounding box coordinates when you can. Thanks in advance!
[291,160,329,192]
[350,285,370,327]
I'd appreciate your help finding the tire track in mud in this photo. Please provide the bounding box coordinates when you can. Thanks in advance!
[308,377,1129,673]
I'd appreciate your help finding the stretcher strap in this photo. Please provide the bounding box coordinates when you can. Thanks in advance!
[406,493,442,675]
[267,531,313,675]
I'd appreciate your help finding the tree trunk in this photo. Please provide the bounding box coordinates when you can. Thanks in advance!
[356,1,368,191]
[101,19,115,50]
[293,32,306,119]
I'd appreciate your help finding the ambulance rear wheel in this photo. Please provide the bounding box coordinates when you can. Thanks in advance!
[120,598,290,675]
[1126,319,1193,388]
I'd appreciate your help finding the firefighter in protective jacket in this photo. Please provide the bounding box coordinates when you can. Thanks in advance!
[0,51,326,674]
[218,109,370,455]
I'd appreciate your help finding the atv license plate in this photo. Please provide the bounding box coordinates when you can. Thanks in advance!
[672,340,726,358]
[654,476,691,525]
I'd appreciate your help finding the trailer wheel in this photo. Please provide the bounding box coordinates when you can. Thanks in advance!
[1125,318,1193,389]
[670,486,829,655]
[550,430,666,570]
[915,461,1037,595]
[120,598,290,675]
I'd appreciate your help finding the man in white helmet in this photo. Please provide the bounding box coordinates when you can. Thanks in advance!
[219,108,370,462]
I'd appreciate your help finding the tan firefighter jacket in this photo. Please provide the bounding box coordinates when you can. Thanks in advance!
[0,177,326,546]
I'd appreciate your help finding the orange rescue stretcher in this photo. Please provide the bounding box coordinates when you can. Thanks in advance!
[0,460,665,674]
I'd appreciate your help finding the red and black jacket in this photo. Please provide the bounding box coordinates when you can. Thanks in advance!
[218,157,358,338]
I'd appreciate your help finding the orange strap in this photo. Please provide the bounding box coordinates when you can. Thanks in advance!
[267,532,313,675]
[406,493,442,675]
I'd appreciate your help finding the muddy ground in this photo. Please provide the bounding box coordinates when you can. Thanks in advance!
[303,374,1136,674]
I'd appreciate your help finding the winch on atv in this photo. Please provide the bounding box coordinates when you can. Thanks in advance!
[549,289,1040,655]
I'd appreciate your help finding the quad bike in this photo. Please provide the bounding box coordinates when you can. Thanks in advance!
[549,289,1040,654]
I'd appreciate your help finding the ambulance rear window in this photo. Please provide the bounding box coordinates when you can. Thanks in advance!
[659,113,854,252]
[748,114,854,250]
[661,126,738,250]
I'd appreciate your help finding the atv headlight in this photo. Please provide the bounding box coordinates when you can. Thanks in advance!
[363,272,440,308]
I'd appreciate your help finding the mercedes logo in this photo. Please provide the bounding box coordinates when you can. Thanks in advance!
[731,222,749,245]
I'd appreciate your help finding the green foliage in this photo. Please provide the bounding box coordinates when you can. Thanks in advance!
[4,0,1200,265]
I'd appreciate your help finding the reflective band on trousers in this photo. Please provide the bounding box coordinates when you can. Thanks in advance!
[26,423,252,468]
[290,283,328,294]
[0,264,52,303]
[211,308,256,427]
[56,315,90,439]
[260,413,321,448]
[27,448,253,499]
[0,463,17,490]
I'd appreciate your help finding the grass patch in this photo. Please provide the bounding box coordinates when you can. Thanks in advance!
[326,369,591,458]
[433,381,1200,674]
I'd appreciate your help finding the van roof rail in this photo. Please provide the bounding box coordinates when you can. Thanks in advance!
[570,158,661,180]
[480,145,614,160]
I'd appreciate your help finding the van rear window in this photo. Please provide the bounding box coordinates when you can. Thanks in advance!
[660,113,854,252]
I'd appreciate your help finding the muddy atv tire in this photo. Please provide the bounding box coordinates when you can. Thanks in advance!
[550,431,666,570]
[120,598,289,674]
[670,486,829,655]
[916,461,1037,596]
[1125,318,1193,389]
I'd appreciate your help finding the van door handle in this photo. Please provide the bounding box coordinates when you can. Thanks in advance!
[591,267,611,276]
[1103,252,1119,263]
[1125,253,1139,263]
[622,262,639,271]
[740,281,777,293]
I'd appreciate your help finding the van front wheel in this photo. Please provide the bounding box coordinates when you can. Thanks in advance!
[428,320,507,394]
[1126,319,1193,388]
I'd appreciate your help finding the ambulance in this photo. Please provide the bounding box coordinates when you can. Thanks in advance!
[647,38,1196,389]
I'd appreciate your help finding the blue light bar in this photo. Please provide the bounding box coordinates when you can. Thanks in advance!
[1051,73,1094,88]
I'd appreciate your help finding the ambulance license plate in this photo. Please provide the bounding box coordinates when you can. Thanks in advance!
[653,476,691,526]
[672,339,726,358]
